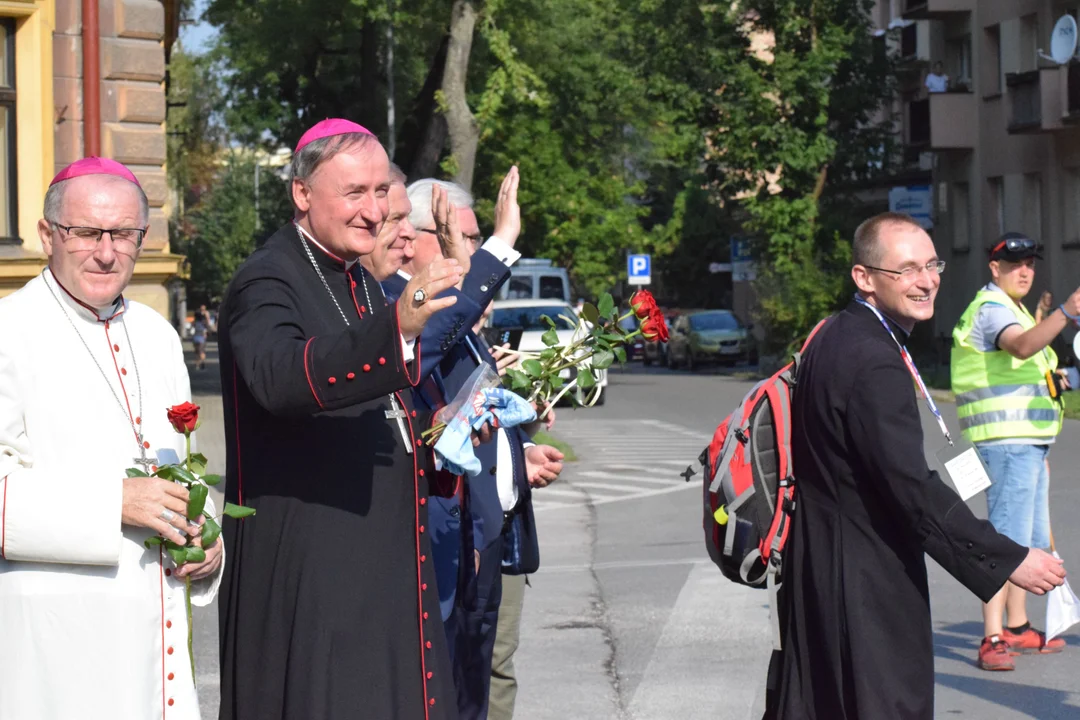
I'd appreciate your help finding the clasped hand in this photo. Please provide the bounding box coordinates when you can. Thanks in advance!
[121,476,222,580]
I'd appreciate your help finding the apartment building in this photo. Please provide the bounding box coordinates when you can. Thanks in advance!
[0,0,183,320]
[875,0,1080,344]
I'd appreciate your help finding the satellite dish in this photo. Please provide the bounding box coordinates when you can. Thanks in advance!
[1049,14,1078,65]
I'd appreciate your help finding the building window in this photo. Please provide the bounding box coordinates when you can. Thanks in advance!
[1024,172,1042,241]
[985,25,1002,96]
[946,34,972,91]
[1019,14,1039,73]
[989,176,1005,236]
[1065,168,1080,244]
[952,183,970,251]
[0,18,16,244]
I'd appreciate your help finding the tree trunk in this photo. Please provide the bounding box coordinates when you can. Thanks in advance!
[398,35,449,179]
[441,0,479,191]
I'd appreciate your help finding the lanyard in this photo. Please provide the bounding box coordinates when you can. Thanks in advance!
[853,295,953,446]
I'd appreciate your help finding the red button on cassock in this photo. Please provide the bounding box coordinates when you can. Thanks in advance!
[416,440,423,447]
[167,647,174,655]
[143,441,150,449]
[168,699,174,706]
[422,583,428,591]
[427,672,433,679]
[328,377,337,385]
[361,306,367,313]
[420,498,427,506]
[426,641,432,649]
[135,416,141,424]
[113,344,120,352]
[363,364,371,372]
[164,569,172,577]
[168,672,174,681]
[430,699,436,706]
[379,357,387,365]
[419,526,425,534]
[419,469,425,477]
[121,368,128,375]
[423,612,429,619]
[420,555,426,562]
[411,410,417,418]
[347,372,355,380]
[166,620,172,628]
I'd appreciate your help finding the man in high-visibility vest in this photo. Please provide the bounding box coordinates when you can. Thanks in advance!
[952,231,1080,671]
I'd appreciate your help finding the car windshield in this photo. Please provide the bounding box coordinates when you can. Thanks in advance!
[690,312,740,331]
[491,306,577,331]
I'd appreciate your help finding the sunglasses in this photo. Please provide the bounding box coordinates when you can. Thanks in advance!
[991,236,1039,256]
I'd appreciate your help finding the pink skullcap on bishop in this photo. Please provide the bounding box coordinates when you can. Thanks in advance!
[50,156,141,188]
[294,118,374,153]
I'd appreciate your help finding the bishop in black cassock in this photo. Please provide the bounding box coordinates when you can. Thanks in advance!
[216,120,458,720]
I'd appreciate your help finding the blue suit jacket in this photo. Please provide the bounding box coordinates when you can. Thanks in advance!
[383,250,511,619]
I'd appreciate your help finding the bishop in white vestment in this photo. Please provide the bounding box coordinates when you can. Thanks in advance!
[0,158,223,719]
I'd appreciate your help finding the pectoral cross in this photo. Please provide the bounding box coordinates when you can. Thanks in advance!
[133,437,158,473]
[385,395,413,455]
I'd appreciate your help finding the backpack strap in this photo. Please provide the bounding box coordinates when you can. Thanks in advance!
[767,563,783,650]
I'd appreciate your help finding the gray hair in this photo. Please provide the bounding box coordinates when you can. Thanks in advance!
[389,162,407,185]
[43,175,150,226]
[287,132,383,207]
[406,178,474,230]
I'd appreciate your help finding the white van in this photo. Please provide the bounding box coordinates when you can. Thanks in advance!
[498,258,571,303]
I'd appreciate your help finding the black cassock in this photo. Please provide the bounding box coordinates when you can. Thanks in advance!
[764,301,1028,720]
[216,223,457,720]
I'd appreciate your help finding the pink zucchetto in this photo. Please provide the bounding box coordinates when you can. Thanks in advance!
[294,118,374,153]
[50,156,141,188]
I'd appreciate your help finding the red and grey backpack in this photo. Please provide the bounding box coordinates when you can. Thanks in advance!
[683,317,830,649]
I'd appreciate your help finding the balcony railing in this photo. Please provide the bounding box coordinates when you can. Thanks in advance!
[902,0,973,20]
[906,91,976,149]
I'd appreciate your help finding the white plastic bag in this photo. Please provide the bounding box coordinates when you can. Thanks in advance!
[1046,551,1080,642]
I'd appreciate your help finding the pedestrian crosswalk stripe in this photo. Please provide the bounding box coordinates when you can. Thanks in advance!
[579,470,675,485]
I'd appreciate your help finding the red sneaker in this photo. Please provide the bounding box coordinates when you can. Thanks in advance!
[1001,624,1066,654]
[978,635,1015,671]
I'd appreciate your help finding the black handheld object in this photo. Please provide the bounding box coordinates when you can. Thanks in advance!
[483,327,524,351]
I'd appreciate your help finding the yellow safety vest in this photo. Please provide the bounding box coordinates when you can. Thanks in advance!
[951,289,1062,443]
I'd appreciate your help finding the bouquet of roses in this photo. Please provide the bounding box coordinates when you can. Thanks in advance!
[422,289,668,444]
[127,402,255,684]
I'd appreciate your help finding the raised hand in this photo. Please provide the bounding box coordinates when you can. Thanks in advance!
[1009,548,1066,595]
[493,166,521,247]
[397,257,463,341]
[433,184,470,277]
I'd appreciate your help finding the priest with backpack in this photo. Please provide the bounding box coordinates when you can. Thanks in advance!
[763,212,1066,720]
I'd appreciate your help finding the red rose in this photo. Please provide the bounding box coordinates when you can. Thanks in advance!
[641,307,669,343]
[630,290,659,320]
[167,402,201,435]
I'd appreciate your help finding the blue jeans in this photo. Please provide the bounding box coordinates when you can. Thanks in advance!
[977,443,1051,548]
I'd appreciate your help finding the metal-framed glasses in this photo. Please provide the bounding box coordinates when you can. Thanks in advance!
[863,260,946,278]
[51,223,146,254]
[417,227,484,248]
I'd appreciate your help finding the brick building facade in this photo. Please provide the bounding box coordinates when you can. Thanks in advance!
[0,0,182,320]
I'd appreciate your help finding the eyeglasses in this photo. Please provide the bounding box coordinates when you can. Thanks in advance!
[51,223,146,255]
[417,227,483,247]
[863,260,946,278]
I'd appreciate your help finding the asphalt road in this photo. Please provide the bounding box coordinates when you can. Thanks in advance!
[187,346,1080,719]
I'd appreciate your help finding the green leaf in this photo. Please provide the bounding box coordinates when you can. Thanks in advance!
[201,474,222,487]
[577,367,596,388]
[521,359,544,378]
[541,328,560,347]
[549,375,565,389]
[187,483,208,520]
[188,457,207,476]
[598,293,615,320]
[143,536,164,548]
[614,347,627,364]
[201,516,222,547]
[153,466,178,481]
[592,350,615,370]
[169,465,199,485]
[602,332,624,343]
[184,546,206,564]
[165,541,187,565]
[126,468,149,478]
[540,348,557,360]
[189,452,208,467]
[541,314,556,328]
[223,502,257,519]
[581,303,600,324]
[507,369,530,390]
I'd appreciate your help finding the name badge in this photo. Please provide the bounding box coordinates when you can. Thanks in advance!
[936,439,992,501]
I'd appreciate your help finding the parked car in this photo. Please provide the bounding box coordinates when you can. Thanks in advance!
[666,309,757,370]
[486,299,608,405]
[617,314,645,361]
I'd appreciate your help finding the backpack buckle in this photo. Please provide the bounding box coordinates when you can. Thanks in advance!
[783,497,797,514]
[735,427,749,444]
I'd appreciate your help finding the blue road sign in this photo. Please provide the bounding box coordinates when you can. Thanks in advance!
[628,254,651,285]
